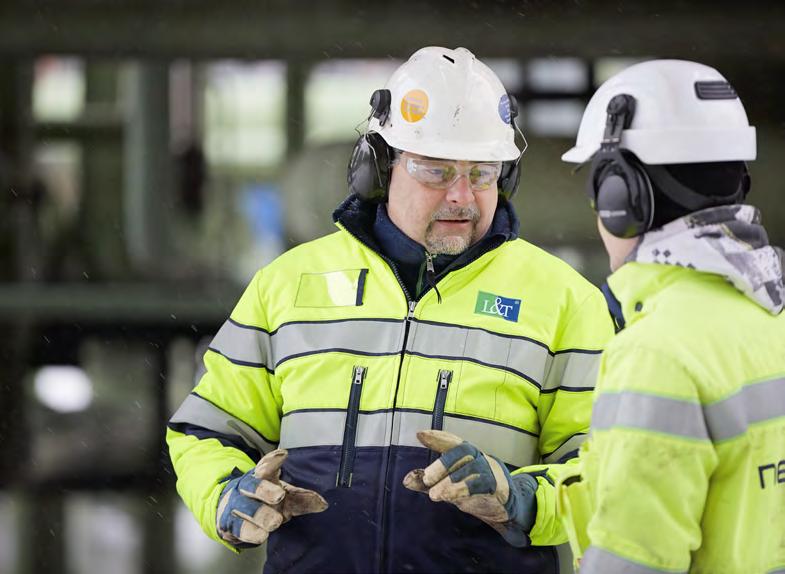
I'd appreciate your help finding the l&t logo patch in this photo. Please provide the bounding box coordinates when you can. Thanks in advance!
[474,291,521,322]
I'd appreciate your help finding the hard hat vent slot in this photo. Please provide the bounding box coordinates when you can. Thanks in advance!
[695,81,738,100]
[442,55,455,64]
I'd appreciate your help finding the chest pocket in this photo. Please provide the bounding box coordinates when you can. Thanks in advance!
[295,269,368,308]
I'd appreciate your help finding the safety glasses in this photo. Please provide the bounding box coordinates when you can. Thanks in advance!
[398,155,502,191]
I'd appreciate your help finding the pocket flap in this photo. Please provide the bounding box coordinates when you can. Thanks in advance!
[295,269,368,308]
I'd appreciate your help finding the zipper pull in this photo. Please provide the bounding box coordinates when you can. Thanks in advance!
[353,366,366,385]
[425,251,435,275]
[438,370,452,390]
[407,300,416,320]
[424,251,443,304]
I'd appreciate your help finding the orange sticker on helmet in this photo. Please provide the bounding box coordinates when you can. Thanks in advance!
[401,90,429,123]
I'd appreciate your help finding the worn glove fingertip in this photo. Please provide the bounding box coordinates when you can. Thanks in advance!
[402,469,429,492]
[254,449,288,479]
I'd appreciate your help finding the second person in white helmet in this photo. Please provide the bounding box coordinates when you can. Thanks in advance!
[559,59,785,574]
[168,46,614,573]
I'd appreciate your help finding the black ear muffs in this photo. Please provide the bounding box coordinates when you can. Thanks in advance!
[498,161,521,201]
[498,94,523,201]
[587,94,655,238]
[347,89,394,202]
[347,131,394,202]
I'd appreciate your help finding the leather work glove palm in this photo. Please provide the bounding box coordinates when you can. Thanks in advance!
[403,430,538,547]
[216,449,328,547]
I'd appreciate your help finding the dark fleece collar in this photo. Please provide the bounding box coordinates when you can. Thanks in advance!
[332,194,519,298]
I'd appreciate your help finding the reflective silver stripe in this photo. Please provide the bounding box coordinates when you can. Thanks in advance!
[211,319,405,369]
[280,410,391,449]
[210,319,271,368]
[271,319,403,366]
[705,377,785,441]
[442,415,540,467]
[170,393,277,454]
[591,392,709,440]
[593,377,785,442]
[280,409,540,467]
[542,433,587,464]
[581,546,685,574]
[407,321,550,386]
[542,351,601,392]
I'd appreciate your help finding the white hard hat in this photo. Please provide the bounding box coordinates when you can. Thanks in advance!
[369,46,521,162]
[562,59,756,165]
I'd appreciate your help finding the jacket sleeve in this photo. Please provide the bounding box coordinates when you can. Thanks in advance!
[166,269,283,549]
[514,288,614,547]
[579,345,717,573]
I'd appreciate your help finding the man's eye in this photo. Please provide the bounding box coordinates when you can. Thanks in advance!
[425,166,453,180]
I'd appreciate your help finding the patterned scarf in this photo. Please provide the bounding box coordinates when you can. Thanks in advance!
[627,205,784,314]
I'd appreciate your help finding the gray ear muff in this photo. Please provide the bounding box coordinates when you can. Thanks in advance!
[593,152,654,238]
[588,94,655,238]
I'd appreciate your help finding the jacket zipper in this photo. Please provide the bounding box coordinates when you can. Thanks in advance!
[429,369,453,463]
[336,217,512,570]
[337,365,367,488]
[424,251,442,303]
[431,369,453,431]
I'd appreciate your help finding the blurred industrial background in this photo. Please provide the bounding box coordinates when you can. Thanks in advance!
[0,1,783,573]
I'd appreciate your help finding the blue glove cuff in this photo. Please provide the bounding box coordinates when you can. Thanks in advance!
[499,470,539,547]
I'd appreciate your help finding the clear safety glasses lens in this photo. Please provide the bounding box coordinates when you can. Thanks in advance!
[404,157,502,191]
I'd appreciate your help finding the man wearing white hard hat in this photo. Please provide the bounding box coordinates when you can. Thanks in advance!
[558,60,785,573]
[168,46,613,573]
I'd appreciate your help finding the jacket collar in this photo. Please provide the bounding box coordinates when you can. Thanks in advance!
[605,262,709,328]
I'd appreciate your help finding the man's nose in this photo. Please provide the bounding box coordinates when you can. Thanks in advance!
[445,174,474,204]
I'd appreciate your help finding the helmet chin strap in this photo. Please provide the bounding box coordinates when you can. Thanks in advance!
[643,163,749,212]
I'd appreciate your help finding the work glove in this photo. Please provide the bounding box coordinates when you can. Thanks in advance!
[403,430,538,547]
[216,449,328,547]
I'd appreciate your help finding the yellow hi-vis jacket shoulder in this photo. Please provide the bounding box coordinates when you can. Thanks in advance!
[562,262,785,574]
[167,223,613,573]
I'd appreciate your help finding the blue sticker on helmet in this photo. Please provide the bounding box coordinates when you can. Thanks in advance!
[498,94,512,124]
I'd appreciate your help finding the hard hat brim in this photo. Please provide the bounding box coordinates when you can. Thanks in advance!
[380,131,522,162]
[563,127,756,165]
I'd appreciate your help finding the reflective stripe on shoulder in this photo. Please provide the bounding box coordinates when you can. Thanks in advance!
[592,392,708,440]
[592,376,785,442]
[279,409,540,467]
[209,318,272,369]
[169,393,277,455]
[542,350,602,393]
[581,546,686,574]
[209,318,404,370]
[705,376,785,441]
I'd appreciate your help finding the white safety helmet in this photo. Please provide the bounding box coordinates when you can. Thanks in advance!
[562,59,756,165]
[369,46,521,162]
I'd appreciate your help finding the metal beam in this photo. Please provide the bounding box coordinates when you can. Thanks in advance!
[0,1,783,61]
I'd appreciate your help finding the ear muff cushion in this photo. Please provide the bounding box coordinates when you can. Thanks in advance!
[498,160,520,201]
[594,153,654,238]
[347,132,392,202]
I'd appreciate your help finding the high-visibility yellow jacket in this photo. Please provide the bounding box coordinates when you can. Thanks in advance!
[167,197,613,573]
[563,262,785,574]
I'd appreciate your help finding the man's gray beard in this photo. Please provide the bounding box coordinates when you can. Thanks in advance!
[424,205,481,255]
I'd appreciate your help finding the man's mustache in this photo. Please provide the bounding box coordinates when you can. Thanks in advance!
[430,206,480,223]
